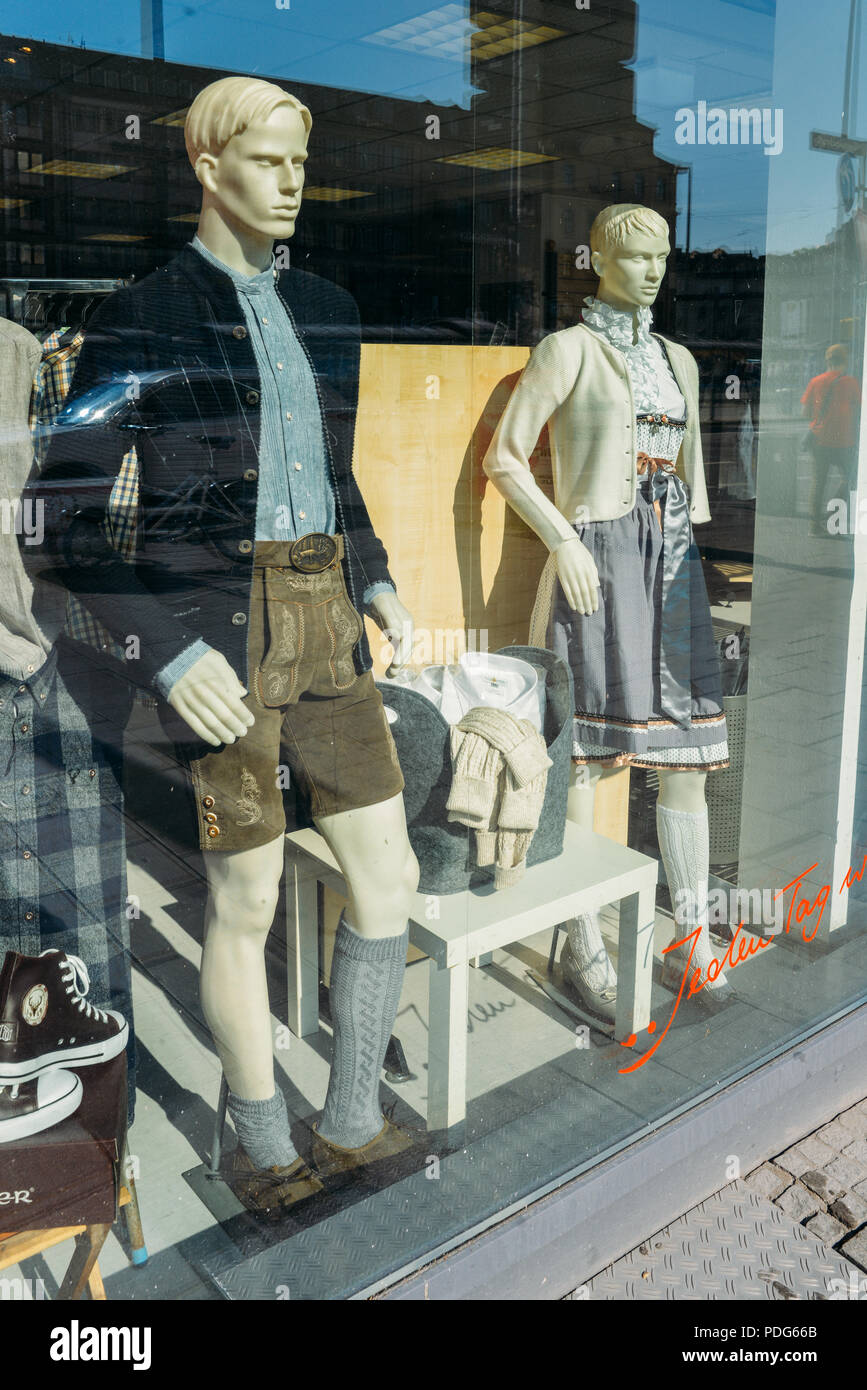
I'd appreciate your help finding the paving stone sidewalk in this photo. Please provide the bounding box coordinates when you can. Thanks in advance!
[563,1096,867,1299]
[744,1096,867,1274]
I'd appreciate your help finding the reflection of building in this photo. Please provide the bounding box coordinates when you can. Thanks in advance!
[468,0,678,338]
[670,249,765,500]
[0,5,678,343]
[674,249,764,353]
[762,221,867,415]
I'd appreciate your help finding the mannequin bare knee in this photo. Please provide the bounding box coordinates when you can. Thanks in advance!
[347,841,419,938]
[204,833,284,939]
[657,768,707,814]
[316,794,419,939]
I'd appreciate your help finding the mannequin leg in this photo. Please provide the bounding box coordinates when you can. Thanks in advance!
[313,792,419,1149]
[200,833,301,1167]
[314,790,419,941]
[656,769,729,991]
[567,758,605,829]
[657,766,707,815]
[561,761,618,1006]
[200,833,284,1097]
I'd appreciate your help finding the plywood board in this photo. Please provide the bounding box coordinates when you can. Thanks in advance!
[354,345,630,843]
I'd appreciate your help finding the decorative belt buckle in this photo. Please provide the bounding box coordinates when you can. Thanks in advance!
[288,532,338,573]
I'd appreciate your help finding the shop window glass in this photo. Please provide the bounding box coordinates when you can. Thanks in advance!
[0,0,864,1303]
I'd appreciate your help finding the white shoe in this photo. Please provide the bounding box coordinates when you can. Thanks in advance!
[560,937,617,1024]
[0,1070,83,1144]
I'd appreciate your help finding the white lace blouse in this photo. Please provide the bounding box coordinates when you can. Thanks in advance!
[581,296,686,419]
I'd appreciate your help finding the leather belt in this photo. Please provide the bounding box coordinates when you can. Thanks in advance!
[287,533,339,573]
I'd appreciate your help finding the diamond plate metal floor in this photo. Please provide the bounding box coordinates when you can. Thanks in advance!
[580,1181,856,1300]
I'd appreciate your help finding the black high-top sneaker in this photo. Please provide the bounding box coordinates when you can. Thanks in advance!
[0,950,128,1083]
[0,1070,83,1144]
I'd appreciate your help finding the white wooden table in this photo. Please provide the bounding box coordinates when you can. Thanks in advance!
[284,820,657,1135]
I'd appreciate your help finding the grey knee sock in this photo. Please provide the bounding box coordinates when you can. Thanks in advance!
[319,917,408,1150]
[227,1088,299,1168]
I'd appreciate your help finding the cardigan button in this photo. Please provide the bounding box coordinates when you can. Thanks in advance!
[245,390,259,405]
[231,612,247,625]
[202,796,215,808]
[238,539,253,554]
[232,325,248,340]
[243,469,258,482]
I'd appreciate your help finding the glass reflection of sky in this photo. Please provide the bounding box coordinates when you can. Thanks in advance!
[1,0,862,253]
[632,0,864,256]
[0,1,475,104]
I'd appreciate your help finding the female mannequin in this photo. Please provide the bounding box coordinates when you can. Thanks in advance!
[483,204,731,1020]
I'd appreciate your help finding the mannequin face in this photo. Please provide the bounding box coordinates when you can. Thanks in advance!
[592,231,670,311]
[195,104,308,240]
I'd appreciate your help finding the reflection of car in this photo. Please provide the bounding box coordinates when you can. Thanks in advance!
[360,317,508,345]
[30,367,260,565]
[424,317,508,345]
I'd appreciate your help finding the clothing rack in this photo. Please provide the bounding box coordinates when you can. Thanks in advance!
[0,278,131,337]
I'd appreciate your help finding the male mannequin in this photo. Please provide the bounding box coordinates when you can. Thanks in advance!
[25,76,420,1212]
[483,204,731,1018]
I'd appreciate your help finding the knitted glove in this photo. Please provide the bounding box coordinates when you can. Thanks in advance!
[496,745,549,888]
[446,725,503,832]
[456,707,551,787]
[499,721,549,830]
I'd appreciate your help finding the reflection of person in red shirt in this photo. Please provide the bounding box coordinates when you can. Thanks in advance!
[801,344,861,528]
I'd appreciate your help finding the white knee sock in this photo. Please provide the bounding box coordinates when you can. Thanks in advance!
[656,802,727,987]
[567,912,617,993]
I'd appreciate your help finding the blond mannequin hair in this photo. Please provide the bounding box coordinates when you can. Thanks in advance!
[184,76,312,167]
[590,203,669,254]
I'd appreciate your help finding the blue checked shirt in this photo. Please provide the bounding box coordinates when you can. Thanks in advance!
[153,239,392,699]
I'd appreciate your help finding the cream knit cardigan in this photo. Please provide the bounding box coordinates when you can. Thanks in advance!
[481,321,710,645]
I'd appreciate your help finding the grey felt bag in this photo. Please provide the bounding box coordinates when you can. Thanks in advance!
[377,645,573,895]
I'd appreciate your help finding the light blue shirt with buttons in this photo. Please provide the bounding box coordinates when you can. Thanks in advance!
[152,238,393,700]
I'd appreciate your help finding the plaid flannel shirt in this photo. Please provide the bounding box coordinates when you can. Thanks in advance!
[30,330,149,703]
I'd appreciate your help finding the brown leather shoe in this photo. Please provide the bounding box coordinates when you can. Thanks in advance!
[311,1117,420,1179]
[229,1145,324,1217]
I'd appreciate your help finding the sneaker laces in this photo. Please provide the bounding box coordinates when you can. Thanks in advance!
[42,950,110,1023]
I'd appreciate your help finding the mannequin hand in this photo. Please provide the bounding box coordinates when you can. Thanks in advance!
[370,592,415,675]
[166,649,255,747]
[554,536,601,615]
